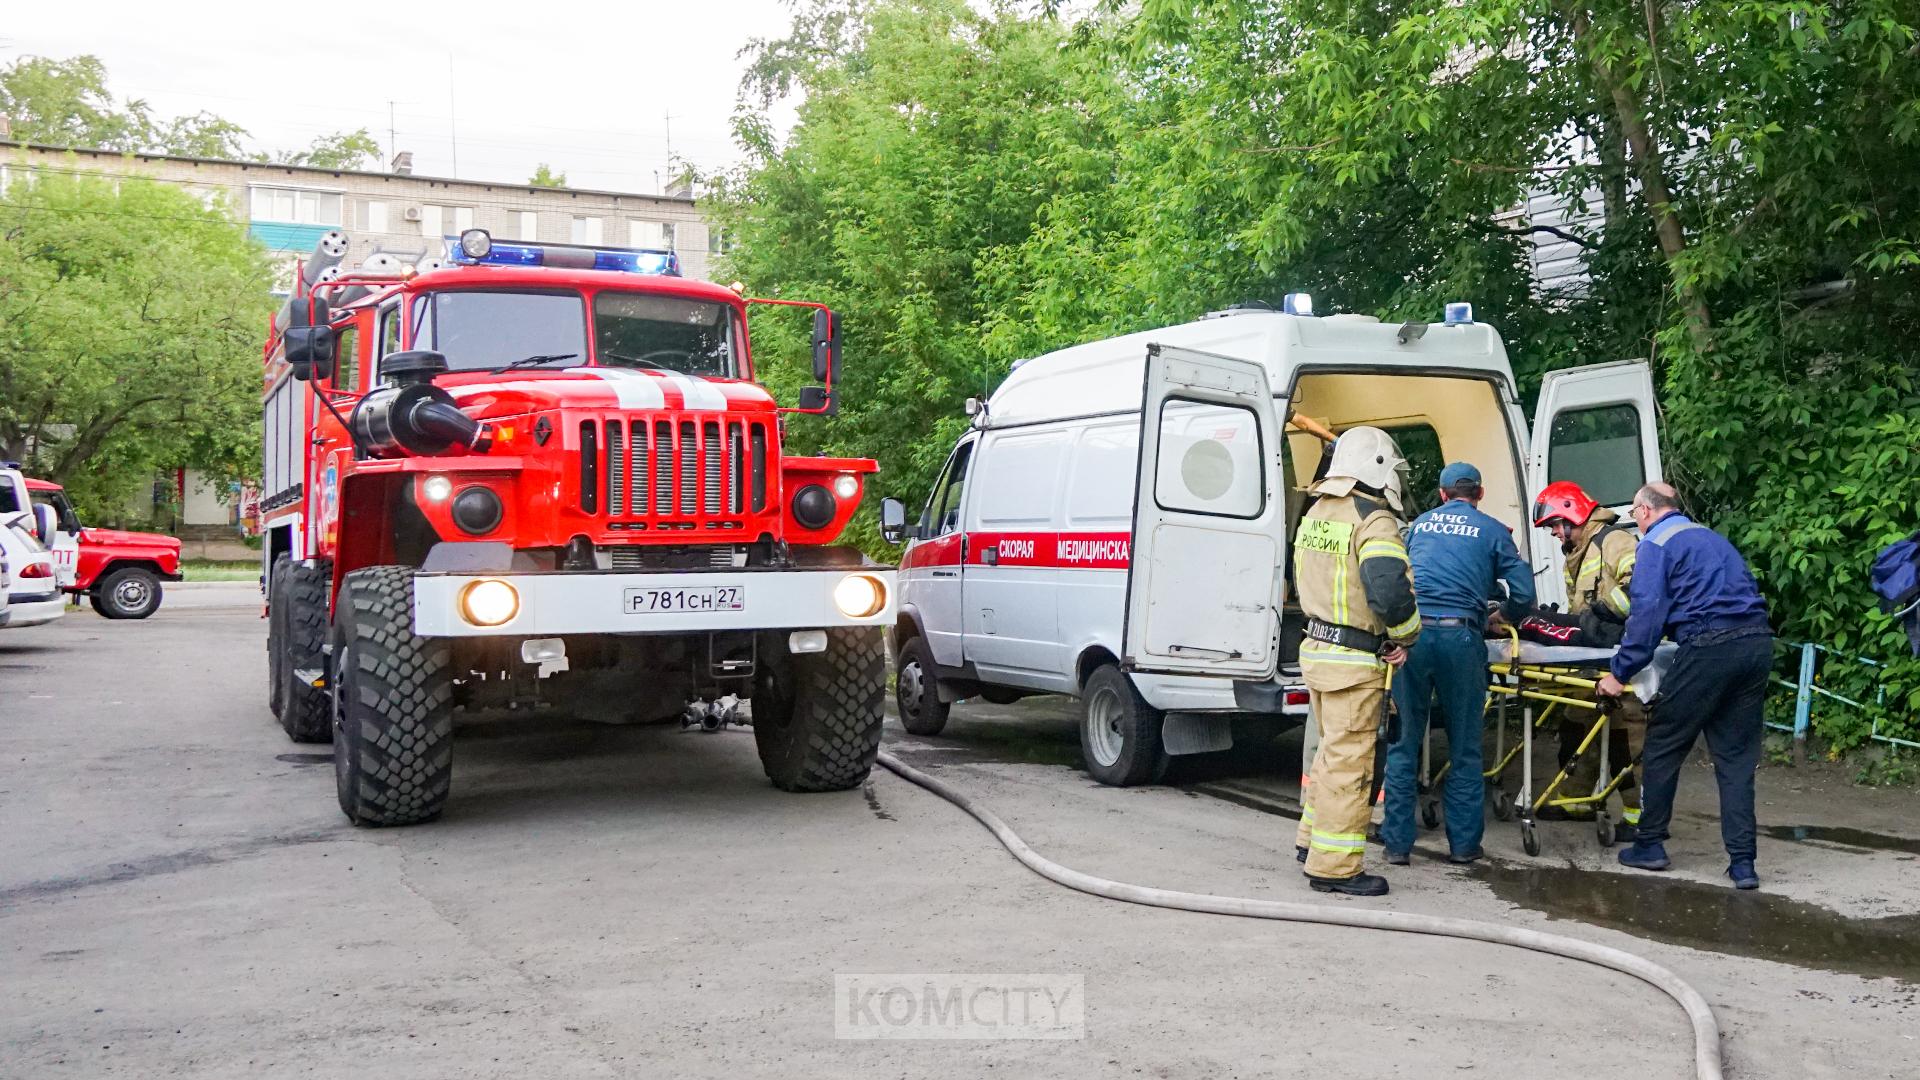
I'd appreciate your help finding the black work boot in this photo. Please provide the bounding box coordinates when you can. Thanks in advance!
[1307,872,1390,896]
[1295,845,1308,864]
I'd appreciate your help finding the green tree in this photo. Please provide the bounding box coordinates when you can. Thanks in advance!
[278,129,381,170]
[528,163,568,187]
[1,55,250,158]
[0,166,274,518]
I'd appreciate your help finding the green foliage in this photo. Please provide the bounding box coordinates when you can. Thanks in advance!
[0,166,275,517]
[723,0,1920,756]
[528,163,568,188]
[279,129,382,171]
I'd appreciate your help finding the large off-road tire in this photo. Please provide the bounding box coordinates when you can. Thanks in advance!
[330,566,454,827]
[893,636,950,737]
[91,567,162,619]
[753,627,885,791]
[272,559,333,743]
[1079,663,1168,787]
[267,557,289,720]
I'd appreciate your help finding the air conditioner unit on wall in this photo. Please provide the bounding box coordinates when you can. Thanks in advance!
[402,206,423,222]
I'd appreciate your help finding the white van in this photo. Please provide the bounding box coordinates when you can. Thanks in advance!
[890,301,1662,785]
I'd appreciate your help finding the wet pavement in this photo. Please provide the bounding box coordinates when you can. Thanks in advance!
[899,692,1920,986]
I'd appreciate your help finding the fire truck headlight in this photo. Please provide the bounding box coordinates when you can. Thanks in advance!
[460,579,519,627]
[451,485,504,535]
[423,475,453,502]
[792,484,836,530]
[832,573,886,619]
[459,228,493,260]
[832,474,859,500]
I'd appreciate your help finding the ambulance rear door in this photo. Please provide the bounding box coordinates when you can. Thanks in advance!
[1527,360,1664,599]
[1121,344,1287,680]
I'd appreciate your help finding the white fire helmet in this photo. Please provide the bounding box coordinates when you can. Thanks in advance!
[1322,425,1410,513]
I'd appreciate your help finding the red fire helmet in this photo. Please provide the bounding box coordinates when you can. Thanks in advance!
[1532,480,1599,528]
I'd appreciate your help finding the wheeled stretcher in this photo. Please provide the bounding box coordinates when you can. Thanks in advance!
[1413,632,1676,857]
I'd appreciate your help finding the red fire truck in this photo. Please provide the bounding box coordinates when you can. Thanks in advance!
[261,228,904,827]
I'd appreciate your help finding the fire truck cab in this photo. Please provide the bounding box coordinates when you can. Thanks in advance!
[262,229,901,826]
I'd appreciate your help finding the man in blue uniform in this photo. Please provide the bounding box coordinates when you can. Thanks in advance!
[1596,482,1772,890]
[1382,462,1535,865]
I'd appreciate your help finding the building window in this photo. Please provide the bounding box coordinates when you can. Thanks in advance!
[628,220,656,248]
[249,185,343,225]
[419,204,443,238]
[572,216,602,245]
[518,211,538,241]
[366,200,388,233]
[708,227,733,254]
[453,206,474,233]
[661,222,676,250]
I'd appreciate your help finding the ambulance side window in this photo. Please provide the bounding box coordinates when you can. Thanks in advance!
[923,440,975,538]
[1547,404,1644,506]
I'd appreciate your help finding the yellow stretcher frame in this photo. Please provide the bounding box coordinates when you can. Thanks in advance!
[1415,629,1642,857]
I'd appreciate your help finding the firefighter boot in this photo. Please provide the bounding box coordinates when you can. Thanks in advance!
[1309,872,1390,896]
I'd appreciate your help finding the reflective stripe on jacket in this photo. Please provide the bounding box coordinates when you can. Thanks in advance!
[1565,508,1638,621]
[1294,489,1419,685]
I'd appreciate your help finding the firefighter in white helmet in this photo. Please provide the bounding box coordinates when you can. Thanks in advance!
[1291,426,1420,896]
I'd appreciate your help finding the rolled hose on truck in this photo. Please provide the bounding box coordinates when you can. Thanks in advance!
[874,751,1723,1080]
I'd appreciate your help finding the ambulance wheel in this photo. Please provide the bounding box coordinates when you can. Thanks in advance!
[894,636,950,736]
[1492,789,1514,821]
[1521,822,1541,857]
[274,558,333,743]
[91,567,161,619]
[1421,798,1441,830]
[330,566,453,827]
[1079,664,1167,787]
[1595,813,1615,848]
[755,627,886,792]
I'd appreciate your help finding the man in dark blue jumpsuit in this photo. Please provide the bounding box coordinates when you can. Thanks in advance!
[1383,463,1535,864]
[1597,482,1772,889]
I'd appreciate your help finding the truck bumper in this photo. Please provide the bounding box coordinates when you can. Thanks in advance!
[411,567,897,638]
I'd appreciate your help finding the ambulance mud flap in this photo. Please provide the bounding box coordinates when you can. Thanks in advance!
[1161,711,1234,756]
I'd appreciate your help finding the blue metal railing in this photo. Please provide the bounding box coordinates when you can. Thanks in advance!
[1769,641,1917,762]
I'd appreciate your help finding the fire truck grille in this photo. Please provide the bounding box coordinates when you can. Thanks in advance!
[591,413,768,526]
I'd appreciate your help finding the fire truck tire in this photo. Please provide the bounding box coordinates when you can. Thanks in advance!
[275,559,334,743]
[330,566,454,827]
[267,557,289,720]
[1078,664,1168,787]
[91,567,162,619]
[754,627,885,792]
[893,636,950,736]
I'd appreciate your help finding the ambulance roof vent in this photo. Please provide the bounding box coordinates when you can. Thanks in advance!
[1202,300,1274,319]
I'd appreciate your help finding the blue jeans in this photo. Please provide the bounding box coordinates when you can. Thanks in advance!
[1383,626,1488,856]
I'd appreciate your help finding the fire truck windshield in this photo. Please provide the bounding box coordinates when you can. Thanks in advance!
[410,288,738,377]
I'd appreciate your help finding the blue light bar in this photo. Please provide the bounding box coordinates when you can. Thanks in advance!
[1282,292,1314,316]
[443,234,680,277]
[1444,301,1474,326]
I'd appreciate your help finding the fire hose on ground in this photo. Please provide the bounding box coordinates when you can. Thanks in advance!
[874,750,1723,1080]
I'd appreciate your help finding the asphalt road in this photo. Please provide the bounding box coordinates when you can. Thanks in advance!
[2,586,1915,1078]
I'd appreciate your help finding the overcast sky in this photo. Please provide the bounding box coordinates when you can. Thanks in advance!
[3,0,802,193]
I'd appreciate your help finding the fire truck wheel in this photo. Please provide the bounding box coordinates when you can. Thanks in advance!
[330,566,454,827]
[894,636,950,736]
[275,559,334,743]
[91,567,162,620]
[1079,664,1167,787]
[267,557,289,720]
[754,627,886,792]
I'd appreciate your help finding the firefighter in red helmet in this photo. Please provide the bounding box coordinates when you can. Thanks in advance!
[1532,479,1645,823]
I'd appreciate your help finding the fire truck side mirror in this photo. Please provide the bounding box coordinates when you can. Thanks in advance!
[282,296,336,383]
[796,385,833,414]
[811,307,838,384]
[879,498,908,545]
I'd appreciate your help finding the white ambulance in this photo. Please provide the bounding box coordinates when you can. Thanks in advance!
[889,299,1662,785]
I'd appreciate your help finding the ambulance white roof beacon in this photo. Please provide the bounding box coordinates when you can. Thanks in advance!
[894,296,1662,788]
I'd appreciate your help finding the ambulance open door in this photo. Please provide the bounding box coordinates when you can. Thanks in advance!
[1121,344,1287,680]
[1527,359,1664,600]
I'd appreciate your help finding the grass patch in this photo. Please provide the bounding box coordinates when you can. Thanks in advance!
[182,559,260,583]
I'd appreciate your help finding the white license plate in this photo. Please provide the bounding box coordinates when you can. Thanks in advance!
[623,586,745,614]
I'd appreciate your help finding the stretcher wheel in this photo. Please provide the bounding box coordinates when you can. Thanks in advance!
[1420,799,1441,829]
[1595,814,1615,848]
[1492,790,1513,821]
[1521,822,1540,857]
